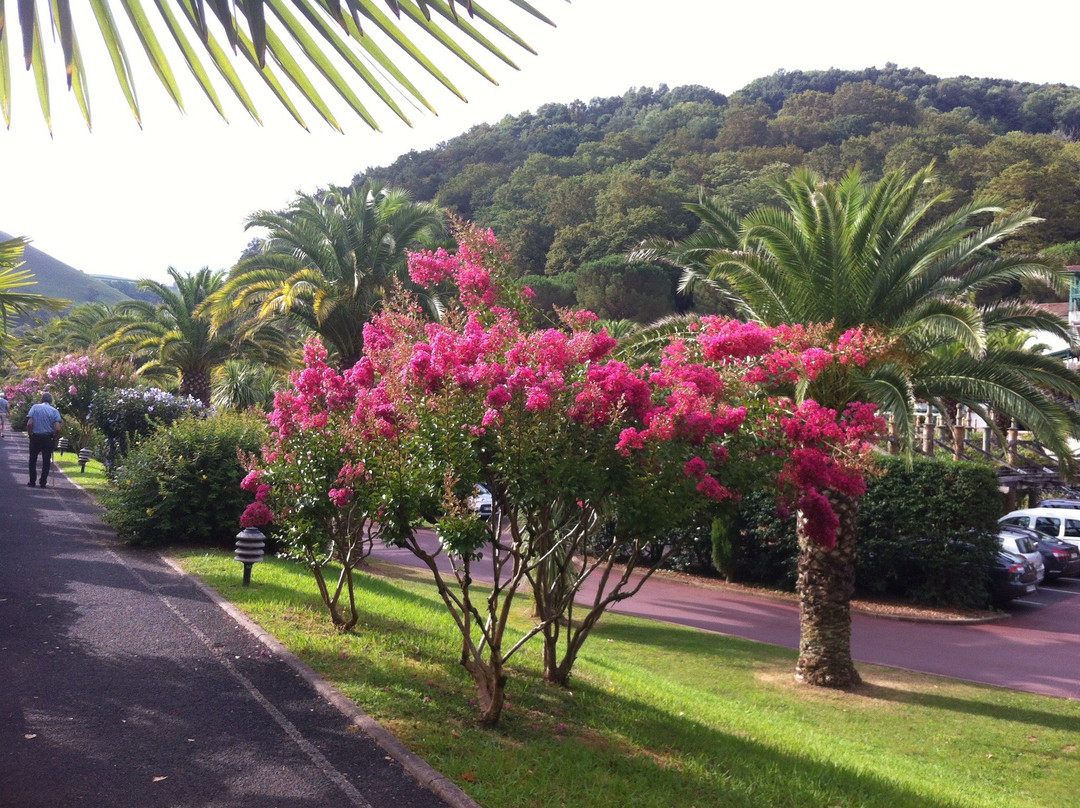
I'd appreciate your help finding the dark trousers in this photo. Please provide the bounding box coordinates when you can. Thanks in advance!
[29,433,56,486]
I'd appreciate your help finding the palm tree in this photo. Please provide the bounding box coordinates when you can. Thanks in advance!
[101,266,290,404]
[0,236,68,355]
[13,302,118,368]
[210,181,444,368]
[211,359,281,412]
[656,165,1080,688]
[1,1,558,132]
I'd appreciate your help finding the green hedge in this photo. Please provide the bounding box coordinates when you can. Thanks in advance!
[101,412,267,548]
[726,457,1003,608]
[857,456,1002,607]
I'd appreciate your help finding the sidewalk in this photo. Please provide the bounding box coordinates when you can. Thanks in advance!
[0,436,475,808]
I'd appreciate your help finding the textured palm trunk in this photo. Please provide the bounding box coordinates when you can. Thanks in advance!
[794,489,861,688]
[180,368,212,406]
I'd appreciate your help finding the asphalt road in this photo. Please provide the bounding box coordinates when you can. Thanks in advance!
[372,527,1080,701]
[0,438,470,808]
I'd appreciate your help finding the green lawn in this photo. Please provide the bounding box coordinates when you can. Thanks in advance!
[175,551,1080,808]
[54,452,109,496]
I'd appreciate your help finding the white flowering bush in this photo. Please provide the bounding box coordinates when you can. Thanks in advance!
[92,386,205,462]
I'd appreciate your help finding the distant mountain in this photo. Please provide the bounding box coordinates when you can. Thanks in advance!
[0,230,131,308]
[87,274,163,303]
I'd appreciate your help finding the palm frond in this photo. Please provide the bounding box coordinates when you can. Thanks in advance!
[2,0,561,130]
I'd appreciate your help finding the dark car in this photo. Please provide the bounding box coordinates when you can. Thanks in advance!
[989,549,1039,603]
[999,523,1080,580]
[1036,499,1080,509]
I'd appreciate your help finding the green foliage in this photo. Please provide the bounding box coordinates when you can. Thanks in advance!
[572,256,675,322]
[727,458,1004,607]
[517,273,577,326]
[724,490,800,590]
[354,72,1080,295]
[858,457,1003,608]
[101,413,267,548]
[92,386,205,461]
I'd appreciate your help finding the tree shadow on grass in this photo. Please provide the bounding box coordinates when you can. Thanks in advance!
[857,682,1080,733]
[459,671,981,808]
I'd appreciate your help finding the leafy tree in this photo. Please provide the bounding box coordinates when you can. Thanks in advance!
[102,267,288,404]
[212,182,444,369]
[4,1,559,131]
[572,256,674,322]
[656,165,1080,687]
[517,272,576,326]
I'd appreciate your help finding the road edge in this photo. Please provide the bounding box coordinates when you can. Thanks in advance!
[158,555,482,808]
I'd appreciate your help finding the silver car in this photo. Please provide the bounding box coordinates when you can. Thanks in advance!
[997,531,1045,585]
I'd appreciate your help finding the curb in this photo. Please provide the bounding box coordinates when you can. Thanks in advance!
[159,555,482,808]
[651,568,1011,625]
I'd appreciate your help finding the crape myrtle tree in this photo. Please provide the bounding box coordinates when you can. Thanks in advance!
[244,224,885,726]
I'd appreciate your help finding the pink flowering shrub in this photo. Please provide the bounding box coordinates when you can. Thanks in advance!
[43,353,136,423]
[244,224,887,721]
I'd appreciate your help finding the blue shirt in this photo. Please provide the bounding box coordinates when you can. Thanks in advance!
[27,402,62,435]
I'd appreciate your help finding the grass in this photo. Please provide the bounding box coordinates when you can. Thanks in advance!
[174,550,1080,808]
[54,452,109,496]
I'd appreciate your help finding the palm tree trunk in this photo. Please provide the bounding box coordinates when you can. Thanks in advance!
[794,489,861,688]
[180,368,212,406]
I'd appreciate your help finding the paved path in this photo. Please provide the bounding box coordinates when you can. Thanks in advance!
[373,528,1080,701]
[0,438,472,808]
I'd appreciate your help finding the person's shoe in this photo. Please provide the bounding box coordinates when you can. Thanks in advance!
[28,480,36,487]
[38,482,48,488]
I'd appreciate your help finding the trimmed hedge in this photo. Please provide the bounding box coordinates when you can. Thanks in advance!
[101,412,267,548]
[725,457,1003,608]
[857,456,1002,607]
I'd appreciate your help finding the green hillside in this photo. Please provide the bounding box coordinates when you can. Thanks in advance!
[0,230,131,309]
[346,66,1080,323]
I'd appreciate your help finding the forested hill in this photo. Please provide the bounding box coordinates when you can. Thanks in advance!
[352,65,1080,322]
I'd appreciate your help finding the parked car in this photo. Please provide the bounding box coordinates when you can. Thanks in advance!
[1036,499,1080,509]
[998,523,1080,580]
[999,508,1080,550]
[468,484,493,521]
[989,549,1039,603]
[996,530,1045,584]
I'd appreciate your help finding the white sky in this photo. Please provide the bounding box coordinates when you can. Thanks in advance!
[2,1,1078,283]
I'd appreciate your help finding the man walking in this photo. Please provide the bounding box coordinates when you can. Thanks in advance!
[27,392,62,487]
[0,392,9,438]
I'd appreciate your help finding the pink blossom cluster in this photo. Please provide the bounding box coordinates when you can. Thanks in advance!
[407,247,459,286]
[247,226,887,550]
[774,400,887,548]
[45,354,102,381]
[240,501,274,528]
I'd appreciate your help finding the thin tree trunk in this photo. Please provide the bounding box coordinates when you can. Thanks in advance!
[794,489,861,688]
[461,656,507,727]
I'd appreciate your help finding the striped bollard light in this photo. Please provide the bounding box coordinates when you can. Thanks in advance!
[234,527,266,587]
